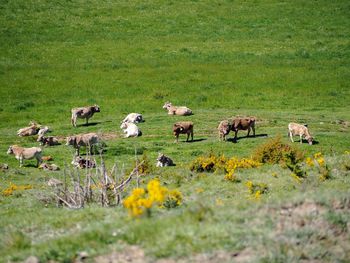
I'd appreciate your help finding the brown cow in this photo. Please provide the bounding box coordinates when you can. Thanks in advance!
[71,105,100,127]
[173,121,194,143]
[66,133,99,156]
[230,117,256,141]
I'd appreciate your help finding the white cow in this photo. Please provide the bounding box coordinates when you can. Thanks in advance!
[120,122,142,138]
[122,113,144,123]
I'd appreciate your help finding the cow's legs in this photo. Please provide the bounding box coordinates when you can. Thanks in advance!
[252,126,255,137]
[289,131,294,142]
[19,157,23,167]
[247,127,251,137]
[300,135,303,143]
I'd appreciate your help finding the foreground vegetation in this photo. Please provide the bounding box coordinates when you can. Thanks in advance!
[0,0,349,262]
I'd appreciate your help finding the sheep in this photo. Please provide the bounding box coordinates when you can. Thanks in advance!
[162,102,192,116]
[230,117,256,141]
[71,105,100,127]
[156,153,175,167]
[7,145,42,167]
[120,122,142,138]
[66,133,99,156]
[173,121,194,143]
[288,122,313,145]
[218,120,232,141]
[122,113,144,124]
[37,135,60,146]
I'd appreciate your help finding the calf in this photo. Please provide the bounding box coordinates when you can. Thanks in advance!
[37,135,60,146]
[156,153,175,167]
[122,113,144,123]
[71,105,100,127]
[163,102,192,116]
[37,126,50,137]
[66,133,99,156]
[231,117,256,141]
[71,156,96,169]
[218,120,232,141]
[120,122,142,138]
[288,123,313,145]
[17,124,40,137]
[7,145,42,167]
[173,121,194,143]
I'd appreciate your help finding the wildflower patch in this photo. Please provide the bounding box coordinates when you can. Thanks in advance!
[189,153,261,182]
[245,180,268,200]
[2,183,33,197]
[123,179,182,217]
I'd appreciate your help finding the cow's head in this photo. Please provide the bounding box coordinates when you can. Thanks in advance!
[173,124,184,134]
[6,146,14,155]
[120,122,128,129]
[66,136,76,146]
[163,102,172,109]
[93,105,100,113]
[306,136,313,145]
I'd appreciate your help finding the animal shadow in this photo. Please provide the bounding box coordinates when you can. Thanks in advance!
[301,139,319,145]
[81,122,101,127]
[227,133,268,143]
[186,138,207,143]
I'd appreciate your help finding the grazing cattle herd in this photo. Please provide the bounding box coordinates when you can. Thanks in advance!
[6,102,315,168]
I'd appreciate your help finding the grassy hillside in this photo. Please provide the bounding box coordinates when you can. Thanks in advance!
[0,0,349,262]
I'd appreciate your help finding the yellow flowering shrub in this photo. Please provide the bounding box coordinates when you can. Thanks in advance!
[304,152,330,181]
[123,179,182,217]
[245,180,268,200]
[2,183,33,197]
[189,153,261,182]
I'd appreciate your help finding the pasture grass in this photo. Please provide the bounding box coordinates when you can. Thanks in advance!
[0,0,350,262]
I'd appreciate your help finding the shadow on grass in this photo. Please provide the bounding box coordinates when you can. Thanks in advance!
[185,138,207,143]
[80,122,101,127]
[227,133,268,143]
[301,139,320,145]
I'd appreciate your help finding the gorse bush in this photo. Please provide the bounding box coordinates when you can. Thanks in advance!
[123,179,182,217]
[245,180,269,200]
[2,183,33,197]
[189,153,261,182]
[252,136,304,165]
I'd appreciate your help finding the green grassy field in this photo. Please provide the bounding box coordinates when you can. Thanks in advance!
[1,0,350,262]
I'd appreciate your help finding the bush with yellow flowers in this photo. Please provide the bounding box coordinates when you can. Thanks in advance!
[123,179,182,217]
[245,180,268,200]
[189,153,261,182]
[2,183,33,197]
[189,153,226,173]
[305,152,330,181]
[224,157,262,182]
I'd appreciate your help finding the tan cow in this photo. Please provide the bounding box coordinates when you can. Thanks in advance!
[7,145,42,167]
[163,102,192,116]
[230,117,256,141]
[288,123,313,145]
[218,120,232,141]
[173,121,194,143]
[66,133,99,156]
[71,105,100,127]
[17,123,40,137]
